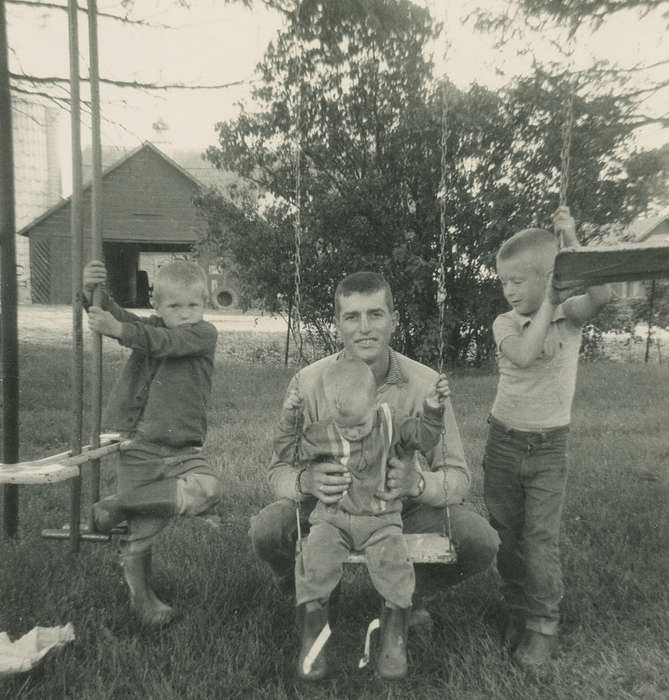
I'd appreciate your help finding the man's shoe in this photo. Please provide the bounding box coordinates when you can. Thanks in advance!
[297,601,330,681]
[503,612,525,653]
[377,605,410,680]
[409,606,433,633]
[512,629,558,671]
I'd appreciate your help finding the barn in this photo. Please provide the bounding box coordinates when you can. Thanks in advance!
[18,141,238,308]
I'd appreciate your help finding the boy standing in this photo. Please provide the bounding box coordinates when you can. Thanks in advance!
[485,207,612,671]
[83,259,223,626]
[275,358,449,680]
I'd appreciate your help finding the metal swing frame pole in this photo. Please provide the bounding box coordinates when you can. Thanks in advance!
[68,0,85,554]
[87,0,104,530]
[0,0,20,539]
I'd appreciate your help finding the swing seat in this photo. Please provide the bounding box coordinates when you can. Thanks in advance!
[300,533,456,565]
[0,433,126,485]
[553,244,669,289]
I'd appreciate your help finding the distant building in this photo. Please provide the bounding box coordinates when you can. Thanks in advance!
[19,141,239,309]
[615,211,669,299]
[11,96,62,302]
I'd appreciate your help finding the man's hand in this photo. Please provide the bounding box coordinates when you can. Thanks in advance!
[376,455,422,501]
[88,306,123,339]
[552,206,579,248]
[426,373,450,408]
[83,260,107,301]
[299,461,352,505]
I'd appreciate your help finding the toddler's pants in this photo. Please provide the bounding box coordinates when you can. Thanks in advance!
[295,505,414,609]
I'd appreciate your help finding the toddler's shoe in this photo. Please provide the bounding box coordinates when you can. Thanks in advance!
[377,604,410,680]
[297,600,330,681]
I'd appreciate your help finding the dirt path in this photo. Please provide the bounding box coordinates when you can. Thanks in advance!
[15,304,288,345]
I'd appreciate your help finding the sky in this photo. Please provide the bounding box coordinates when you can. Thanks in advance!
[7,0,669,163]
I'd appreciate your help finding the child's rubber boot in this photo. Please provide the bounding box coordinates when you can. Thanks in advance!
[297,600,330,681]
[92,495,125,533]
[377,604,410,680]
[512,629,558,672]
[94,480,178,533]
[121,549,175,627]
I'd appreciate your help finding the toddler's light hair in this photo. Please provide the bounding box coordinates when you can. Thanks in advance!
[153,260,209,305]
[323,358,376,419]
[496,228,558,274]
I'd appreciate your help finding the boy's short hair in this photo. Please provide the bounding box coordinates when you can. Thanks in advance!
[153,260,209,304]
[496,228,558,274]
[334,271,394,317]
[323,358,376,417]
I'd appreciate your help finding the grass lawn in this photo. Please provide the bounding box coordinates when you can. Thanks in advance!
[1,340,669,699]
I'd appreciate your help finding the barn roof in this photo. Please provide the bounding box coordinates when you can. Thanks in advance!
[627,211,669,242]
[18,141,207,237]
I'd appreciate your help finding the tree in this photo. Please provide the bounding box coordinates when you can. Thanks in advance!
[198,1,668,366]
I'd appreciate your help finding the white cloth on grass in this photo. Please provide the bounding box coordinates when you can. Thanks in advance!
[0,623,75,675]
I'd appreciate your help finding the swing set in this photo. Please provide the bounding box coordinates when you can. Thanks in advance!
[2,2,669,562]
[0,0,126,551]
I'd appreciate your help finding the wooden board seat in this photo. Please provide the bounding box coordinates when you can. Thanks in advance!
[0,433,126,485]
[301,532,456,565]
[553,244,669,289]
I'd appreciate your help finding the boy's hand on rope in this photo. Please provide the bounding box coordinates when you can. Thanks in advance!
[82,260,107,301]
[426,373,450,408]
[283,387,303,411]
[552,206,579,249]
[88,306,123,339]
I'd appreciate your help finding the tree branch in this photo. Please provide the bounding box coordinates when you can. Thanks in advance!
[10,71,257,91]
[7,0,175,29]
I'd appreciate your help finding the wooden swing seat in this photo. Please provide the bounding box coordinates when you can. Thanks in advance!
[301,532,456,565]
[0,433,126,485]
[553,244,669,289]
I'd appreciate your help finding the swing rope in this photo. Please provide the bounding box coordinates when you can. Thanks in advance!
[291,0,306,563]
[559,82,575,211]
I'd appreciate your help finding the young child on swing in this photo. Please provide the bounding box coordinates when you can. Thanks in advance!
[82,259,223,626]
[275,357,450,681]
[484,206,612,671]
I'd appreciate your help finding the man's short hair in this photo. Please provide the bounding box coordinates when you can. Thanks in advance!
[323,358,376,417]
[153,260,209,304]
[334,271,394,317]
[496,228,558,274]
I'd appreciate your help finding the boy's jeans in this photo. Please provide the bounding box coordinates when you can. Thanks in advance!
[483,416,569,636]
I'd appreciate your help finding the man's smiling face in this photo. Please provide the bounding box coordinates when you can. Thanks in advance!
[335,289,397,367]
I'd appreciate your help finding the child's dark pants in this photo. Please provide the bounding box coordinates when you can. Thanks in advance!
[483,416,569,636]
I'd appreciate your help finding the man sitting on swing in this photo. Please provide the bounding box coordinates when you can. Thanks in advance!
[250,271,499,670]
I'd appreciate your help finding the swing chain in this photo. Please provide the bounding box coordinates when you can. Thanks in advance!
[437,78,453,549]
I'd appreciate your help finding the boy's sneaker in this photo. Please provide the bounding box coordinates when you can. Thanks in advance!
[503,612,525,653]
[512,629,558,671]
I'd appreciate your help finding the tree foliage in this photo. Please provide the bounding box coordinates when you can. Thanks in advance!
[198,0,667,366]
